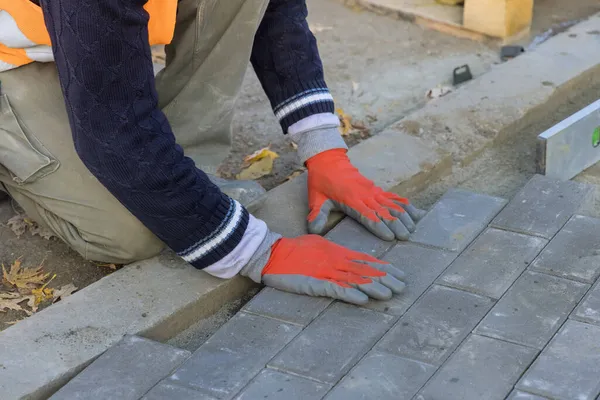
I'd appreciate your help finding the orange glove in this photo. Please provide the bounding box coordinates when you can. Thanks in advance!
[241,234,406,305]
[306,149,426,241]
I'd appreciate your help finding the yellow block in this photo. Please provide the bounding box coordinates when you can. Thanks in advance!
[463,0,534,38]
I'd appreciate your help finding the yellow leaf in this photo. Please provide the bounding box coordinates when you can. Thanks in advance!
[31,274,56,305]
[2,259,49,292]
[243,147,279,164]
[237,157,274,180]
[336,108,353,136]
[32,287,54,305]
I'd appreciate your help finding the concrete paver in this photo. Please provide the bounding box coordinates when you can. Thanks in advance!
[491,174,594,239]
[376,285,493,365]
[573,281,600,325]
[57,176,600,400]
[49,336,190,400]
[364,243,457,315]
[325,351,436,400]
[142,382,215,400]
[506,391,550,400]
[268,303,394,384]
[409,189,507,252]
[325,217,395,257]
[476,271,588,349]
[243,287,331,326]
[167,312,301,399]
[234,369,330,400]
[438,228,547,299]
[530,215,600,283]
[517,320,600,400]
[417,335,538,400]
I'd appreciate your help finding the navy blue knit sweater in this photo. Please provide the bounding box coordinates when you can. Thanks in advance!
[40,0,334,269]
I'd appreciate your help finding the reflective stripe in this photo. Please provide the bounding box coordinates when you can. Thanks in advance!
[0,0,177,72]
[0,11,36,48]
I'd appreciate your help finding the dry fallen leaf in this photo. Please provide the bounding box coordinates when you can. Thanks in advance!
[30,223,56,240]
[0,292,26,314]
[32,287,54,305]
[426,85,452,99]
[285,169,305,182]
[336,108,353,136]
[243,146,279,164]
[239,146,280,180]
[53,284,78,303]
[31,274,56,305]
[6,215,28,237]
[96,262,119,271]
[237,157,274,180]
[0,292,36,316]
[6,214,56,240]
[2,259,49,292]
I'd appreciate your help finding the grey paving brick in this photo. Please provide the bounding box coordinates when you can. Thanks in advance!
[325,217,395,256]
[168,312,301,399]
[376,285,494,365]
[491,174,594,239]
[325,351,436,400]
[517,320,600,400]
[142,382,215,400]
[437,228,547,299]
[573,281,600,325]
[268,302,394,384]
[409,189,507,252]
[243,287,331,326]
[235,369,330,400]
[506,391,550,400]
[530,215,600,283]
[417,335,538,400]
[49,336,190,400]
[476,271,588,349]
[363,243,457,315]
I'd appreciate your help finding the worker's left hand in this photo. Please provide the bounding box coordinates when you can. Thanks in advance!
[305,149,426,241]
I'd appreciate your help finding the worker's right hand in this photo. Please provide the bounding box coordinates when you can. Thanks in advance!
[240,233,406,305]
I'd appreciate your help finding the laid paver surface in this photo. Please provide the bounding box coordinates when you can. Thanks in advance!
[57,175,600,400]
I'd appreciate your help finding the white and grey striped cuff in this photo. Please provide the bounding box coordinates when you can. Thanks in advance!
[289,113,348,164]
[202,214,270,279]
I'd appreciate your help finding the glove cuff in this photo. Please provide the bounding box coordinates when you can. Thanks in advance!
[289,113,348,164]
[239,229,282,284]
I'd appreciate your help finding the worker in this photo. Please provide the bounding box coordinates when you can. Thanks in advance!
[0,0,424,305]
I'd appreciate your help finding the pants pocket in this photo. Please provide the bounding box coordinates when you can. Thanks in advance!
[0,93,59,184]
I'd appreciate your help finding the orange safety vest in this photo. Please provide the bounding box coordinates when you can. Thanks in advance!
[0,0,176,72]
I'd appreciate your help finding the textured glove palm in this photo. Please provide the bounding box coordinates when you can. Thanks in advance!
[240,233,406,305]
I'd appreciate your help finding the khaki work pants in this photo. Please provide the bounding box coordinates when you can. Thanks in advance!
[0,0,268,263]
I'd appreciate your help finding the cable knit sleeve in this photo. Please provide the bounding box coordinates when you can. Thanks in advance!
[251,0,338,133]
[40,0,250,269]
